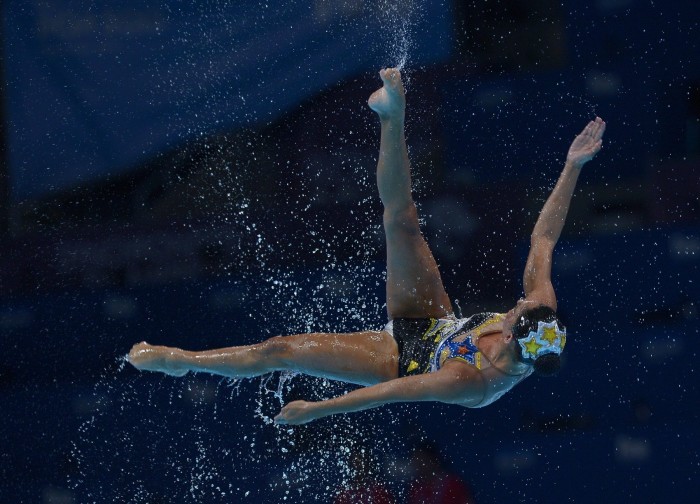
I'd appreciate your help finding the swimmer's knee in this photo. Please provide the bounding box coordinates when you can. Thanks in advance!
[383,204,420,236]
[258,336,293,368]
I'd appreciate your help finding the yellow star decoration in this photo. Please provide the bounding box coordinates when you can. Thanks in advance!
[524,337,544,356]
[541,325,559,345]
[560,333,567,349]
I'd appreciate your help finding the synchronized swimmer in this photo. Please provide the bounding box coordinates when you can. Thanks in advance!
[128,68,606,425]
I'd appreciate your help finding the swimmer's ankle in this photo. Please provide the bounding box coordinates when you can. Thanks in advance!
[379,119,405,135]
[147,347,189,376]
[167,349,192,374]
[368,84,405,122]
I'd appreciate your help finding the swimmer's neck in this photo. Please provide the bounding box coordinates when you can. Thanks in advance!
[476,331,529,376]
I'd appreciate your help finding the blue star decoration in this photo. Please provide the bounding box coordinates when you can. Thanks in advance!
[518,320,566,361]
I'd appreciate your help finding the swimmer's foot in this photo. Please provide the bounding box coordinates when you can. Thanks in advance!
[127,342,189,377]
[368,68,405,122]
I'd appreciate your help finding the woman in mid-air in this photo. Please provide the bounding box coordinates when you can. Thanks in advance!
[128,68,606,425]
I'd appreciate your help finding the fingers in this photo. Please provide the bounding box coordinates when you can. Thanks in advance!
[580,117,606,143]
[274,411,296,425]
[592,117,606,141]
[581,120,596,137]
[274,404,291,425]
[273,401,311,425]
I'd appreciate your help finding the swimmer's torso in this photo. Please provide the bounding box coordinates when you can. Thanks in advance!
[389,313,533,408]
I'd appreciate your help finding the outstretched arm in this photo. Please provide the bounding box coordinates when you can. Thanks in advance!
[523,117,606,304]
[274,362,484,425]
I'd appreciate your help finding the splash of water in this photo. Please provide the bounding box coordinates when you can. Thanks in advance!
[376,0,421,74]
[69,3,423,499]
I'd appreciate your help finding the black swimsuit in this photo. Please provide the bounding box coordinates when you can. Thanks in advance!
[387,313,501,377]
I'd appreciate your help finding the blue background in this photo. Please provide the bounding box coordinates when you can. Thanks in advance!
[1,0,699,503]
[3,0,451,199]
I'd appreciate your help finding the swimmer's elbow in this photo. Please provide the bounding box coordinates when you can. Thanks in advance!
[530,233,556,251]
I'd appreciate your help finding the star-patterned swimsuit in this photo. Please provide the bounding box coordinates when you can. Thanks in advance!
[386,313,503,376]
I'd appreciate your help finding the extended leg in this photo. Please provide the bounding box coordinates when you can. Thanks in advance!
[128,331,398,386]
[368,69,452,320]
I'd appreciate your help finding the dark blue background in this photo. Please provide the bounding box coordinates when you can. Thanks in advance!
[1,0,699,502]
[3,0,451,199]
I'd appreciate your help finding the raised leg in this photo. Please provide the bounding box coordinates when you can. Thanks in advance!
[128,330,398,386]
[368,69,453,320]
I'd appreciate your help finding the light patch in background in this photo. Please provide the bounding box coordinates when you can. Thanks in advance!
[669,233,700,260]
[615,435,651,463]
[209,288,247,310]
[42,486,74,504]
[102,295,138,320]
[184,379,218,405]
[473,87,514,109]
[554,248,594,274]
[494,449,537,474]
[0,307,34,329]
[72,393,113,416]
[596,0,635,14]
[586,71,622,97]
[641,337,684,363]
[313,0,364,23]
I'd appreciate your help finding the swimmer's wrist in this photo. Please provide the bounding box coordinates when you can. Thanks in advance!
[313,396,359,420]
[312,399,338,419]
[565,159,585,170]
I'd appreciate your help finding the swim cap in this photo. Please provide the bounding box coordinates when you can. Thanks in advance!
[517,320,567,362]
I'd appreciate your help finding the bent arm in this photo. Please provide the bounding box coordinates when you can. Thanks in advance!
[274,363,483,425]
[523,117,606,302]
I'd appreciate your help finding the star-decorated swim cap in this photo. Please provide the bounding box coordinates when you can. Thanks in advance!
[517,320,567,362]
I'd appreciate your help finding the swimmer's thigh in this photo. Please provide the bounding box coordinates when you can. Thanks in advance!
[272,330,399,385]
[383,203,453,319]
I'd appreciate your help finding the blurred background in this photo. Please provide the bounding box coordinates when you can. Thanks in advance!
[1,0,699,502]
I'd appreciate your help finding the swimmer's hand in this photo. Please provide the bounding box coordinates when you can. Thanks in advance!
[566,117,606,168]
[274,400,319,425]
